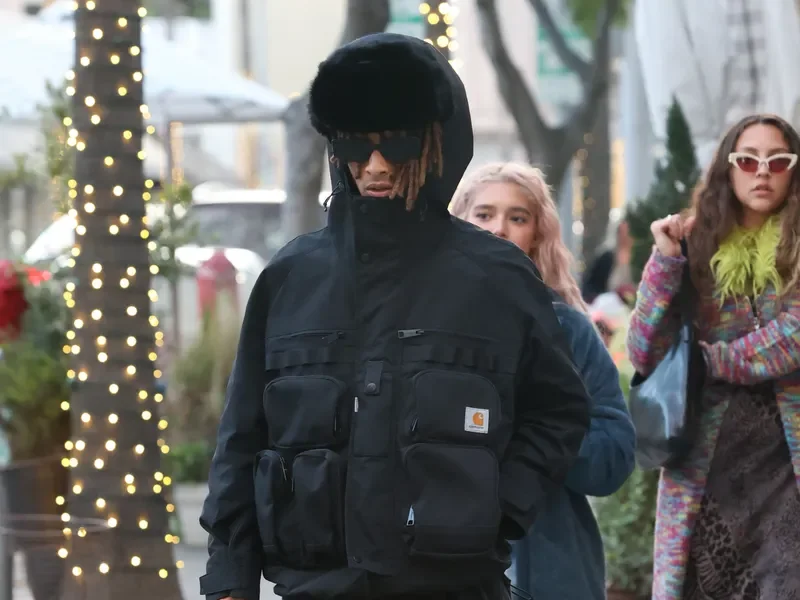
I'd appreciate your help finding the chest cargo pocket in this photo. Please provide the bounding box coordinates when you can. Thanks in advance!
[402,368,504,558]
[254,448,347,569]
[264,375,347,449]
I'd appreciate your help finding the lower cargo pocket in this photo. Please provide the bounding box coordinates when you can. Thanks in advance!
[277,448,347,568]
[253,450,288,558]
[403,443,501,558]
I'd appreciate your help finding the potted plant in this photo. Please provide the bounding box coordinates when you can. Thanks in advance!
[593,320,659,600]
[0,260,71,600]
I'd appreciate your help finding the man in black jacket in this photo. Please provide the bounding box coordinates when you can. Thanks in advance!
[199,33,590,600]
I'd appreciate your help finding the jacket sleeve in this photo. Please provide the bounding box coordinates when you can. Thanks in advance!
[626,249,684,375]
[704,290,800,383]
[199,271,269,600]
[499,289,591,540]
[556,306,636,498]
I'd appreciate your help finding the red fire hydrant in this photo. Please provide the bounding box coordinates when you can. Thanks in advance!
[196,250,239,320]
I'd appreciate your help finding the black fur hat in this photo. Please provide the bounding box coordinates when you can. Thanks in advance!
[308,34,455,139]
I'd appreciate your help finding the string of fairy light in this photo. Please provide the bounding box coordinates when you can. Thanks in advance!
[419,1,461,69]
[54,0,183,583]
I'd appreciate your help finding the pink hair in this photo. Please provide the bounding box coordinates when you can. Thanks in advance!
[450,162,589,315]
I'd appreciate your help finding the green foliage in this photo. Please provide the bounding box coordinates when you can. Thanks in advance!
[168,299,239,445]
[0,154,36,190]
[565,0,630,36]
[0,273,71,461]
[148,182,200,285]
[143,0,211,19]
[594,323,658,598]
[625,98,700,281]
[39,81,75,215]
[164,440,214,483]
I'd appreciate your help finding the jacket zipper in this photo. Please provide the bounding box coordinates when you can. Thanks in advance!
[396,328,494,342]
[270,330,346,343]
[746,296,760,331]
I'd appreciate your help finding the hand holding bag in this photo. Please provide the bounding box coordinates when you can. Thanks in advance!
[629,241,705,471]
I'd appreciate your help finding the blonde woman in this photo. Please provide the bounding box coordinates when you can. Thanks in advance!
[450,162,636,600]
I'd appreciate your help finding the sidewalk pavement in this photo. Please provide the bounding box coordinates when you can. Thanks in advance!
[12,545,279,600]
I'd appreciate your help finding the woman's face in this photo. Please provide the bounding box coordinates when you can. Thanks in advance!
[464,182,537,255]
[730,123,795,228]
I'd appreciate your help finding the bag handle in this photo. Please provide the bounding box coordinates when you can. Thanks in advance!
[677,239,696,328]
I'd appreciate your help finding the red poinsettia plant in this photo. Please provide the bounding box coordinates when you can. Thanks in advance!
[0,260,70,461]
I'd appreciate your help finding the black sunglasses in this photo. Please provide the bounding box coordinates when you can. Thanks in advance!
[330,136,422,164]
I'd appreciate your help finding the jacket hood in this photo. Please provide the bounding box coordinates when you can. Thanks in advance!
[308,33,473,212]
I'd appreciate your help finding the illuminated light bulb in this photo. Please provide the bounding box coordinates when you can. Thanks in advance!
[138,150,147,160]
[154,472,163,481]
[63,117,73,126]
[105,440,116,451]
[127,365,137,376]
[147,241,157,251]
[113,185,124,196]
[120,278,129,288]
[163,476,172,486]
[75,440,85,451]
[67,258,76,269]
[94,459,104,469]
[118,17,128,27]
[78,527,87,538]
[149,316,159,326]
[99,563,109,574]
[134,444,144,454]
[124,475,135,486]
[72,484,82,494]
[104,156,114,166]
[91,307,102,318]
[148,290,159,302]
[71,247,80,257]
[58,548,68,559]
[126,306,137,316]
[130,46,141,56]
[84,202,95,213]
[109,225,119,235]
[428,13,440,24]
[79,57,89,68]
[98,352,108,363]
[118,86,128,96]
[140,230,149,239]
[446,26,457,37]
[166,503,175,513]
[72,566,82,577]
[159,569,168,579]
[123,130,133,140]
[153,483,163,493]
[141,410,152,421]
[154,369,163,379]
[154,393,164,403]
[146,125,156,134]
[120,214,130,224]
[76,141,86,151]
[85,96,96,107]
[149,352,158,361]
[127,337,137,346]
[160,444,170,454]
[65,441,73,450]
[78,371,88,382]
[437,35,448,48]
[107,517,118,528]
[66,282,75,292]
[138,519,148,529]
[131,556,141,567]
[108,414,119,424]
[176,560,184,568]
[74,319,84,329]
[69,457,78,467]
[97,336,106,345]
[61,513,71,523]
[68,207,78,216]
[127,267,136,276]
[56,495,66,505]
[63,344,71,354]
[62,527,72,537]
[90,115,101,125]
[138,7,147,16]
[60,400,70,410]
[76,225,86,235]
[91,278,102,289]
[66,86,75,96]
[80,413,91,424]
[86,0,95,9]
[419,2,431,14]
[92,28,103,39]
[126,485,136,494]
[110,54,120,65]
[158,419,169,431]
[96,498,106,509]
[449,40,459,52]
[142,191,152,201]
[138,391,148,400]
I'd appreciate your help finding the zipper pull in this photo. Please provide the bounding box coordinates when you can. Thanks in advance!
[406,506,415,526]
[397,329,424,339]
[354,396,359,413]
[323,331,345,343]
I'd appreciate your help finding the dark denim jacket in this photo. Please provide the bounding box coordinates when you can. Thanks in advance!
[511,302,636,600]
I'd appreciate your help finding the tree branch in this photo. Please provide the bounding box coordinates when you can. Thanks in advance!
[475,0,555,154]
[526,0,591,82]
[556,0,618,168]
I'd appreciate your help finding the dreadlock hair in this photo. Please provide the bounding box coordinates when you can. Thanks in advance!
[333,122,444,210]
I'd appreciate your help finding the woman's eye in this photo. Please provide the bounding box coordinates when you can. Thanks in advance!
[474,212,490,220]
[511,216,528,224]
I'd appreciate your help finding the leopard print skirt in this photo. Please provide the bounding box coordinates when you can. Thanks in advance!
[682,382,800,600]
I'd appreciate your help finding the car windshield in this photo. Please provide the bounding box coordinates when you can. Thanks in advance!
[191,201,283,260]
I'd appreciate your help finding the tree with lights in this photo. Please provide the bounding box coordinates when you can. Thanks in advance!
[62,2,183,598]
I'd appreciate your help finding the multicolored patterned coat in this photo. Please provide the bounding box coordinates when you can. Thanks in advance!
[626,249,800,600]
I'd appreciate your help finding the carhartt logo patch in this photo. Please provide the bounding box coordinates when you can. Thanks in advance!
[464,407,489,434]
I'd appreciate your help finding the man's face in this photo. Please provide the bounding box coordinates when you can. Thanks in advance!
[331,131,422,198]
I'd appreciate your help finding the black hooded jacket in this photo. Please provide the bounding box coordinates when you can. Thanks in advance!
[199,33,590,600]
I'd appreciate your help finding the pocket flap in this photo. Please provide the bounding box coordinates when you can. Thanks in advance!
[264,375,346,448]
[412,370,501,442]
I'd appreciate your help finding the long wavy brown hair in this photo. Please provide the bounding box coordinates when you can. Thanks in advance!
[688,114,800,296]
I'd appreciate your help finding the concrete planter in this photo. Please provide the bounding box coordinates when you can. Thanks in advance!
[173,482,209,547]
